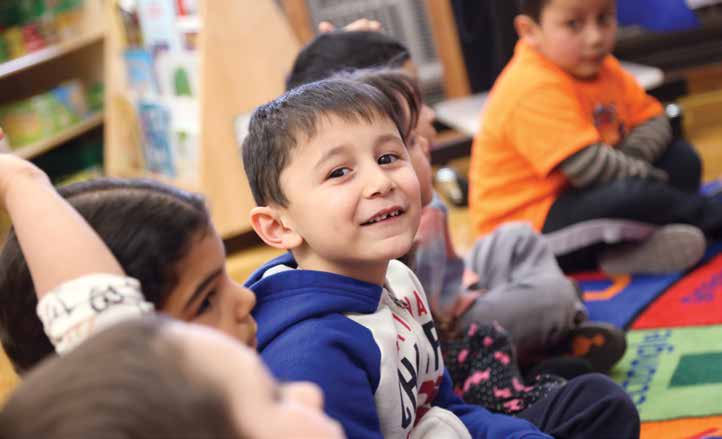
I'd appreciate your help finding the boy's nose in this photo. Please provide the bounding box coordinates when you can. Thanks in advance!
[364,167,394,198]
[585,24,604,46]
[219,285,257,346]
[232,286,256,320]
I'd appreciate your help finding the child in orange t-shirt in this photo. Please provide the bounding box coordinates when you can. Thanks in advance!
[469,0,722,273]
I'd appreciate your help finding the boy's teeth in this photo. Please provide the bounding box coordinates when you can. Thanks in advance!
[367,209,402,224]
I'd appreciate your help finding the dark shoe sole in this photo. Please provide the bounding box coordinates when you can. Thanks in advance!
[567,322,627,373]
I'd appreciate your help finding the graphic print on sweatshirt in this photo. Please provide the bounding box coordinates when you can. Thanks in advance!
[348,267,445,438]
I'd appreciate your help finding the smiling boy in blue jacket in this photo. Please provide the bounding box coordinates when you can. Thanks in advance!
[242,78,638,439]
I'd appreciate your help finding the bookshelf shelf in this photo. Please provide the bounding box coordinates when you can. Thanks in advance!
[14,112,104,160]
[0,29,105,81]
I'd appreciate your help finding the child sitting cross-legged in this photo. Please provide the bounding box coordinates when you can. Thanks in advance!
[470,0,722,274]
[242,78,640,439]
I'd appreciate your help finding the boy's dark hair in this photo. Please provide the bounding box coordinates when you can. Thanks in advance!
[518,0,550,22]
[286,31,410,91]
[339,68,422,144]
[0,316,242,439]
[0,178,211,373]
[242,78,409,207]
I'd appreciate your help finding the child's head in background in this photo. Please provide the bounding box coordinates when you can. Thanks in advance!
[515,0,618,79]
[0,316,343,439]
[243,79,421,285]
[287,30,437,147]
[286,31,410,90]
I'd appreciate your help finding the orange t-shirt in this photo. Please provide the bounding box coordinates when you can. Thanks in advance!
[469,41,664,235]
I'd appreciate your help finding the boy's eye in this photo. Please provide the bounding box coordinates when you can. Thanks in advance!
[195,290,217,316]
[566,19,581,30]
[328,167,351,179]
[378,153,400,165]
[598,14,614,25]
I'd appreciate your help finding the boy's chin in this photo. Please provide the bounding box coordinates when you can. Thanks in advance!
[364,237,415,262]
[386,240,416,262]
[568,64,603,80]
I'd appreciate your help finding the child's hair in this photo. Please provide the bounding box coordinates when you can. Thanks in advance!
[0,178,211,373]
[339,68,422,144]
[286,31,410,91]
[0,316,241,439]
[518,0,550,22]
[242,78,409,207]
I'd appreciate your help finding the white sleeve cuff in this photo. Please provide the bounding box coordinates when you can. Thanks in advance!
[36,274,154,354]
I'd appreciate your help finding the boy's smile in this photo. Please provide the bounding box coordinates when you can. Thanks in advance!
[361,206,405,226]
[524,0,617,79]
[277,114,421,285]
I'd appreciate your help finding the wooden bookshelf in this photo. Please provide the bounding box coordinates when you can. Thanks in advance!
[105,0,301,238]
[13,112,104,160]
[0,0,105,160]
[0,29,105,81]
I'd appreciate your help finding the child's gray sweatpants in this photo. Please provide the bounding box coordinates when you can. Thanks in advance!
[458,222,587,362]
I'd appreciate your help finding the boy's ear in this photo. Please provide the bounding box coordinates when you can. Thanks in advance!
[514,15,540,48]
[249,206,303,250]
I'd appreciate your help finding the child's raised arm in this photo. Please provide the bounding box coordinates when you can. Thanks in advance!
[0,154,124,297]
[0,155,151,355]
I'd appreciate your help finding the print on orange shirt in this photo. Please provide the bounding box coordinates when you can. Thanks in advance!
[593,103,626,146]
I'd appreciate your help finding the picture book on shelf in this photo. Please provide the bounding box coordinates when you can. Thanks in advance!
[155,51,199,97]
[137,100,176,177]
[123,49,160,97]
[136,0,183,52]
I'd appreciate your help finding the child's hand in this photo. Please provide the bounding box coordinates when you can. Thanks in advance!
[0,154,50,208]
[318,18,382,33]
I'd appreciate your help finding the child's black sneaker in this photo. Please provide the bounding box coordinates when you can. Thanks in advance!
[563,321,627,373]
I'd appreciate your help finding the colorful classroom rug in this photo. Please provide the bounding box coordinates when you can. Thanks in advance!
[574,272,681,329]
[633,250,722,329]
[641,416,722,439]
[574,235,722,437]
[576,242,722,329]
[610,326,722,422]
